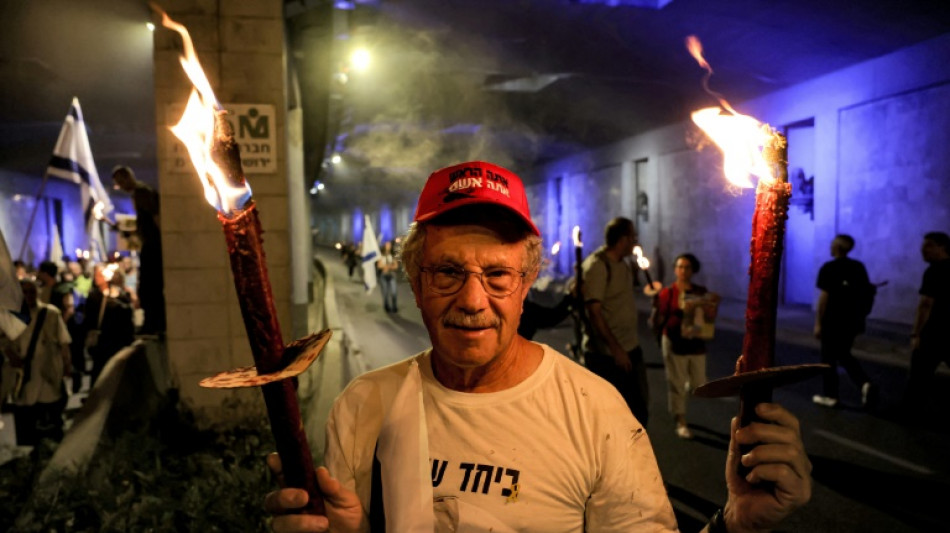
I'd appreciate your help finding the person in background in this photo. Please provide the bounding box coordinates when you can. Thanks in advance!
[121,255,139,307]
[67,260,92,301]
[36,260,59,304]
[517,281,573,340]
[651,253,719,439]
[1,279,71,446]
[813,234,875,408]
[112,165,165,335]
[343,242,359,279]
[904,231,950,414]
[582,217,650,425]
[83,263,135,388]
[376,240,400,313]
[263,161,812,533]
[13,260,28,281]
[50,285,86,394]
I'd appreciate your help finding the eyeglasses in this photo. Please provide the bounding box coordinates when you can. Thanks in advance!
[419,265,527,297]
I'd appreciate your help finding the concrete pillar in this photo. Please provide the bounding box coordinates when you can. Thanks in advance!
[288,106,313,340]
[154,0,289,421]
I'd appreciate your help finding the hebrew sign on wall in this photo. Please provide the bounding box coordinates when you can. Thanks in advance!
[167,103,276,174]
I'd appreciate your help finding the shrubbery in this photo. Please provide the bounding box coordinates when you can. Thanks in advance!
[2,397,277,532]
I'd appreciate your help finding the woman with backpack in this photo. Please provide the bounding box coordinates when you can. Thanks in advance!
[650,253,720,439]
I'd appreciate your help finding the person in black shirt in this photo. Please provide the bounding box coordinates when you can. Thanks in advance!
[905,231,950,412]
[112,166,165,336]
[813,234,875,408]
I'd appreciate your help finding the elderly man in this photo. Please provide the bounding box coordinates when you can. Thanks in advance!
[266,162,811,532]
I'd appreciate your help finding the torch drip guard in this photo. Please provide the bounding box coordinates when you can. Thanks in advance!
[693,363,828,398]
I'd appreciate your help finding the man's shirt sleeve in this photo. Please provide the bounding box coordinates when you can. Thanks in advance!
[583,258,608,304]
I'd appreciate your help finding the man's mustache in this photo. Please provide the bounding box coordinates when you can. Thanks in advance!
[442,312,499,329]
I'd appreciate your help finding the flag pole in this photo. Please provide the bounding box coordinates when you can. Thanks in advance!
[18,171,51,261]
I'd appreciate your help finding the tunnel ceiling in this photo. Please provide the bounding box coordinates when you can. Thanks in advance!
[2,0,950,209]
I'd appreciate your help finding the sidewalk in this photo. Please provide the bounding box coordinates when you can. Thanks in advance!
[707,297,937,373]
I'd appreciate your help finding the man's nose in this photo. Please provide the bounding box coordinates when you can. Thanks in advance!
[454,273,489,311]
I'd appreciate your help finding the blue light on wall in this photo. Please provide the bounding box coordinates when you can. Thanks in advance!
[379,204,393,243]
[351,207,363,243]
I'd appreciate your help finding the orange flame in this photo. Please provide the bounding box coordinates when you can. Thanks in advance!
[691,107,776,188]
[101,263,120,282]
[158,8,252,214]
[686,35,777,188]
[633,245,651,269]
[571,226,582,248]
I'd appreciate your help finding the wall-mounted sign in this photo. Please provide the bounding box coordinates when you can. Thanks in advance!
[166,103,277,174]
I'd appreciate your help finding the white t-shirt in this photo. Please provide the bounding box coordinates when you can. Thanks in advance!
[581,250,640,353]
[325,343,678,532]
[12,303,71,405]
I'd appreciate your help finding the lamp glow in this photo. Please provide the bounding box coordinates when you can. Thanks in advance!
[350,48,370,72]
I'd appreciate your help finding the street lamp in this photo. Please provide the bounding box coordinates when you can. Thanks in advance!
[350,48,370,72]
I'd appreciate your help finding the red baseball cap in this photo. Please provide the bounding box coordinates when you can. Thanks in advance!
[413,161,540,236]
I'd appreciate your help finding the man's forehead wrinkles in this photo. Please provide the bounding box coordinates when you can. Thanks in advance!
[428,252,514,269]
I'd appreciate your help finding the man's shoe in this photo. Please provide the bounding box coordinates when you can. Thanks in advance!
[812,395,838,408]
[675,424,693,439]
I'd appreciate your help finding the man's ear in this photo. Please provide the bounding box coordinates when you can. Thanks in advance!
[520,269,539,300]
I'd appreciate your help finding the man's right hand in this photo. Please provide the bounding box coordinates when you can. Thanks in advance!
[611,346,632,372]
[265,453,364,533]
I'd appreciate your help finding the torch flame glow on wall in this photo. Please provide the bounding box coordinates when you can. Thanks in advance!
[159,10,251,215]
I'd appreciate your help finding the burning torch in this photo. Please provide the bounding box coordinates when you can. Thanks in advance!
[570,226,584,360]
[633,245,660,297]
[159,9,331,513]
[685,35,826,472]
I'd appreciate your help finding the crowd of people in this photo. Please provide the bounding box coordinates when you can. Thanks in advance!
[0,253,145,449]
[338,238,403,314]
[0,165,166,452]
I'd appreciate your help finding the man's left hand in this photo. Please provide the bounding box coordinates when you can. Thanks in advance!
[723,403,812,533]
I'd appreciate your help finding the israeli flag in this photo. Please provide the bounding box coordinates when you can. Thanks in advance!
[361,215,381,293]
[46,97,113,261]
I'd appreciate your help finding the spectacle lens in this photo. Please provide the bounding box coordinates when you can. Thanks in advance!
[422,265,525,297]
